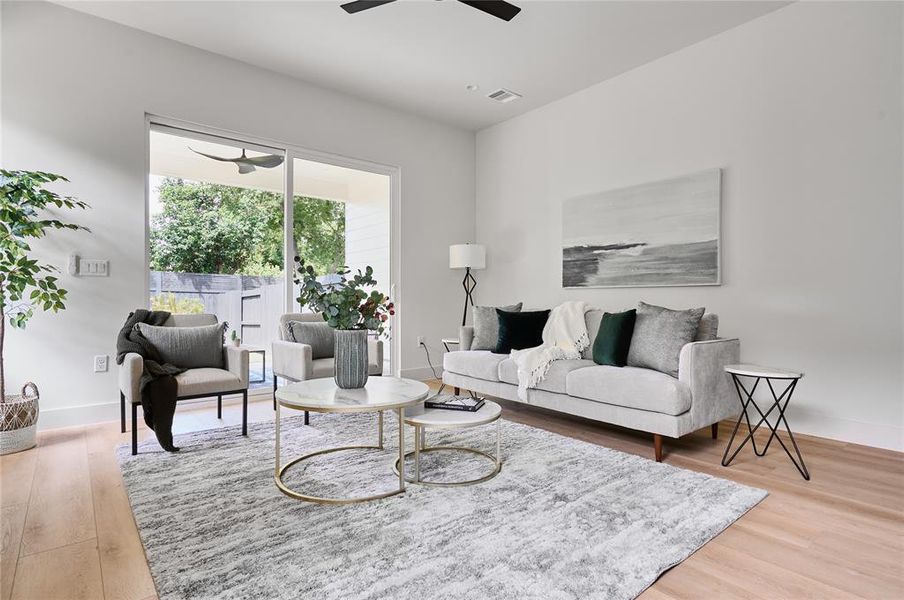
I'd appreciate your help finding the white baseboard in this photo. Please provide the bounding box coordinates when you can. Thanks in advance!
[398,366,442,381]
[36,379,901,452]
[37,389,268,431]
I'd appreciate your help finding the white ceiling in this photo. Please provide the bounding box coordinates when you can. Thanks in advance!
[59,0,789,130]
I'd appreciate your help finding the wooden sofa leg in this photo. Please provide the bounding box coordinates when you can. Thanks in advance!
[120,392,126,433]
[217,394,222,419]
[711,423,719,439]
[242,391,248,436]
[453,387,460,396]
[131,402,138,456]
[653,434,663,462]
[304,411,310,425]
[272,376,278,411]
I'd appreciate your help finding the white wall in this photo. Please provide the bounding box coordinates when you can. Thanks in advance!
[1,1,475,426]
[476,2,903,450]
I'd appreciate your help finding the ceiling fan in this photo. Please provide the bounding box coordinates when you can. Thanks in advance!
[340,0,521,22]
[189,147,285,175]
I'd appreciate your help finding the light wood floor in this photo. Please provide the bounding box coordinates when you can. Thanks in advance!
[2,382,902,600]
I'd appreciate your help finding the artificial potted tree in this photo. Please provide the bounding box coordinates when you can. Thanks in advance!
[294,257,393,389]
[0,170,89,454]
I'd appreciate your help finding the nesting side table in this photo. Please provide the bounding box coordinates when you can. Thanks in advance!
[722,364,810,480]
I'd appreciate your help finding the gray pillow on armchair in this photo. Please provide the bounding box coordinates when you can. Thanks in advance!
[135,322,226,369]
[287,321,335,359]
[470,302,523,351]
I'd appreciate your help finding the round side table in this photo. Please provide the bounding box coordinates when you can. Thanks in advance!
[393,400,502,487]
[722,364,810,480]
[274,377,429,504]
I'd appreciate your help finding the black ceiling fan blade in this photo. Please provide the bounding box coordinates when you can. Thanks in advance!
[341,0,397,15]
[458,0,521,22]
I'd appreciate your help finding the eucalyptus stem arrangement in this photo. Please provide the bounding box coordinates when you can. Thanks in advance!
[293,257,394,333]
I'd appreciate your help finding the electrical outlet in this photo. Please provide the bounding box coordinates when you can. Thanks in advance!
[94,354,109,373]
[416,336,425,348]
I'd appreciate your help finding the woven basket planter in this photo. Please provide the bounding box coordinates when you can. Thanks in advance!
[1,382,39,455]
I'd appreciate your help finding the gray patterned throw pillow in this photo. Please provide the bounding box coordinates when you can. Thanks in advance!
[627,302,705,378]
[471,303,523,351]
[287,321,335,359]
[136,322,226,369]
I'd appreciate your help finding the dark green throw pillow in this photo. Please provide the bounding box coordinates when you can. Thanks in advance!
[592,309,637,367]
[495,309,550,354]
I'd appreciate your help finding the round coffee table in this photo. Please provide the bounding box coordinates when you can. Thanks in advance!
[274,377,429,504]
[393,400,502,487]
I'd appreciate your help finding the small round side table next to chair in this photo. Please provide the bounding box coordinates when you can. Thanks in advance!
[721,364,810,480]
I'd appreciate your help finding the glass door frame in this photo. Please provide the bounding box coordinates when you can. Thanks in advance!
[144,114,402,377]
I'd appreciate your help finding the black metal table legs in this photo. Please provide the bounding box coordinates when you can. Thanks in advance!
[722,373,810,480]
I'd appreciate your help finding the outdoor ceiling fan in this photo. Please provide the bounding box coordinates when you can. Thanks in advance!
[189,147,285,175]
[340,0,522,22]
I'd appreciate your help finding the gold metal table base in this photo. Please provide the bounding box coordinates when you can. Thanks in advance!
[275,403,408,505]
[392,420,502,487]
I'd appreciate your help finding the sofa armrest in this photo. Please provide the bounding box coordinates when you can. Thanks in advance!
[459,326,474,351]
[369,337,384,375]
[679,338,741,429]
[224,345,250,388]
[119,353,143,404]
[272,339,313,382]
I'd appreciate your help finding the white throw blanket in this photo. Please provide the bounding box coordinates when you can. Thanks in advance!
[510,301,591,401]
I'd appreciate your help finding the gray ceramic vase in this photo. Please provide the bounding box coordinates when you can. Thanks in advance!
[334,329,369,389]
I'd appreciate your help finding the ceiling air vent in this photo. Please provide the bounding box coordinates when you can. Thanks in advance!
[487,88,522,103]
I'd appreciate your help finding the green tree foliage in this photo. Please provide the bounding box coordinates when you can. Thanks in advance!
[149,178,344,276]
[0,170,89,399]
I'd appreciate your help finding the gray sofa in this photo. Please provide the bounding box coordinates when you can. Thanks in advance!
[442,310,739,461]
[119,313,250,455]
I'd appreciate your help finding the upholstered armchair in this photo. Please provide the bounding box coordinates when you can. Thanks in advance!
[272,313,383,422]
[119,313,250,455]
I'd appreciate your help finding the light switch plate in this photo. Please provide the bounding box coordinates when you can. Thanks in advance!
[94,355,109,373]
[81,259,108,276]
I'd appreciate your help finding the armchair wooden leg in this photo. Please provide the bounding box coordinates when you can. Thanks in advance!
[241,391,248,436]
[454,387,460,396]
[120,392,126,433]
[272,376,277,411]
[131,402,138,456]
[653,434,663,462]
[217,394,222,419]
[304,411,310,425]
[711,423,719,439]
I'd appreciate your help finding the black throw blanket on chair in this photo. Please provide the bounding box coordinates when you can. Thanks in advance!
[115,309,185,452]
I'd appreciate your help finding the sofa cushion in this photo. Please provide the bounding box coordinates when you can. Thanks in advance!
[495,309,550,353]
[627,302,705,378]
[498,358,595,394]
[592,309,636,367]
[566,365,692,416]
[136,322,226,369]
[443,351,508,382]
[175,368,242,397]
[696,313,719,341]
[584,308,719,357]
[471,303,523,351]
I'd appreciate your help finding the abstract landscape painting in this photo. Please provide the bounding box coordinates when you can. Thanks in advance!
[562,169,721,288]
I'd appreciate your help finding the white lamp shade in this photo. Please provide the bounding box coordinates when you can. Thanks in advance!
[449,244,486,270]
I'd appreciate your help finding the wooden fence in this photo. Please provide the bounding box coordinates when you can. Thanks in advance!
[149,271,287,350]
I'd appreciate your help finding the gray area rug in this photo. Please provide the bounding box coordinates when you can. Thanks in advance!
[118,413,766,600]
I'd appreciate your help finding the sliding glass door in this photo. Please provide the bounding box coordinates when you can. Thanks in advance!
[147,122,397,387]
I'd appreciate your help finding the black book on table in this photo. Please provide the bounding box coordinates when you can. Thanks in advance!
[424,395,485,412]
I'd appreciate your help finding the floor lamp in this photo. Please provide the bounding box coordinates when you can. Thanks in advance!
[449,244,486,326]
